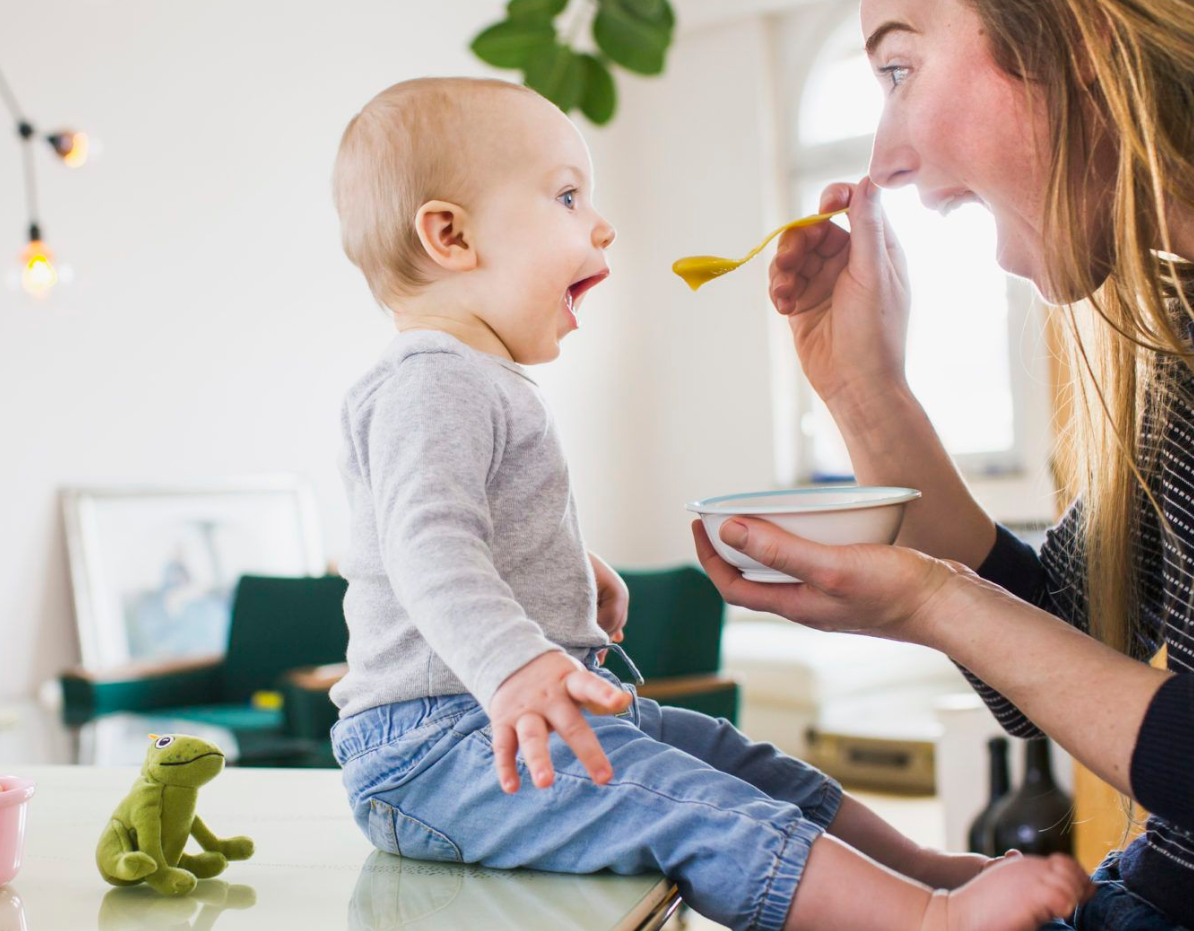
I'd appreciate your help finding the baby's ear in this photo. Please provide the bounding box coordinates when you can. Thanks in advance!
[414,200,477,272]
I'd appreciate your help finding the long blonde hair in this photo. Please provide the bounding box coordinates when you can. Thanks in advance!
[967,0,1194,656]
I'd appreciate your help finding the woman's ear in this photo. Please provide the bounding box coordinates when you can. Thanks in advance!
[414,200,478,272]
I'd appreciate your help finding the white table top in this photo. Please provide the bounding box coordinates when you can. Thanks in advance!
[0,765,676,931]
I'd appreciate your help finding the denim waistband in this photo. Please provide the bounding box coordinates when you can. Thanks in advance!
[583,642,645,684]
[332,643,644,766]
[331,690,480,765]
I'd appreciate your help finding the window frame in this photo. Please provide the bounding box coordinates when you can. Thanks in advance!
[766,1,1057,523]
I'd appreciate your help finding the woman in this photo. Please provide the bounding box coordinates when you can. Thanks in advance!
[694,0,1194,927]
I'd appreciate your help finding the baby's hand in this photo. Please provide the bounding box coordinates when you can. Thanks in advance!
[589,552,629,645]
[488,652,632,794]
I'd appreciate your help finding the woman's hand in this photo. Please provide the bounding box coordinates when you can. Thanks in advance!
[692,517,974,646]
[769,177,912,411]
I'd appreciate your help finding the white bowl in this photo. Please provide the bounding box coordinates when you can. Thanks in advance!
[687,486,921,583]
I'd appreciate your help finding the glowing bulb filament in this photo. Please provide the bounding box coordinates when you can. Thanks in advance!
[21,240,58,297]
[63,132,89,168]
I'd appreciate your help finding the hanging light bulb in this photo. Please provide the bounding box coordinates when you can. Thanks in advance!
[20,226,57,298]
[46,130,89,167]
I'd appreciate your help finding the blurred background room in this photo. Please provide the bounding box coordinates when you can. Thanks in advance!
[0,1,1134,928]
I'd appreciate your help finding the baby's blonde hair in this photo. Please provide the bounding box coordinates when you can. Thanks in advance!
[333,77,539,308]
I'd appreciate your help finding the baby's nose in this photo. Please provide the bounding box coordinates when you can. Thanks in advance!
[594,219,616,249]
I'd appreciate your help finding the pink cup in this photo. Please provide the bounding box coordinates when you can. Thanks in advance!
[0,776,35,887]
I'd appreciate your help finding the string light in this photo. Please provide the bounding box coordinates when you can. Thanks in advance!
[0,63,88,299]
[47,130,89,168]
[21,226,57,298]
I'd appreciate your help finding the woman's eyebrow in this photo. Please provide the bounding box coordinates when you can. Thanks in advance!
[865,21,919,57]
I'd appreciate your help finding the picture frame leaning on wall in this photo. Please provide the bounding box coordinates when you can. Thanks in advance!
[62,476,325,674]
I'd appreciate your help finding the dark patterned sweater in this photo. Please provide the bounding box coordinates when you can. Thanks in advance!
[973,355,1194,925]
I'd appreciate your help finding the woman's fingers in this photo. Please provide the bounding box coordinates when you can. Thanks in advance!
[771,209,853,317]
[691,521,821,618]
[819,181,855,215]
[796,243,852,312]
[491,722,521,794]
[718,518,850,593]
[515,714,554,788]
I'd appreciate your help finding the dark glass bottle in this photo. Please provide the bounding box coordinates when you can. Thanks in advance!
[990,737,1074,855]
[967,737,1011,855]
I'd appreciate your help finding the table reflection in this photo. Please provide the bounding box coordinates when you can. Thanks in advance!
[96,879,256,930]
[349,851,667,931]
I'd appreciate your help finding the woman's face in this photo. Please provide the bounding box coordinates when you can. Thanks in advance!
[861,0,1111,301]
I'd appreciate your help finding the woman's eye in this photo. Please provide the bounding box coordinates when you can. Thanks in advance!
[878,65,910,91]
[558,189,577,209]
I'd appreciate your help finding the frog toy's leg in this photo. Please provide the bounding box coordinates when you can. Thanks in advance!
[178,850,228,879]
[95,818,157,886]
[130,802,198,896]
[191,815,255,862]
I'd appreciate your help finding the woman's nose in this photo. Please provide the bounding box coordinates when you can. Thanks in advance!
[593,217,616,249]
[868,109,918,190]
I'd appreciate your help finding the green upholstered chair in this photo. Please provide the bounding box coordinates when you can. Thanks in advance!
[602,566,740,724]
[60,574,349,767]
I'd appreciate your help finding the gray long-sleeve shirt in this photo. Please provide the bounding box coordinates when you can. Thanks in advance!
[330,330,606,718]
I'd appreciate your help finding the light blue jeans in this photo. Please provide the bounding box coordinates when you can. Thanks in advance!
[331,648,842,931]
[1039,852,1189,930]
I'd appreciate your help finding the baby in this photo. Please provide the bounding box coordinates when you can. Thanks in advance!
[327,76,1091,931]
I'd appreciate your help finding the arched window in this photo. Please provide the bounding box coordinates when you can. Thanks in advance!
[776,4,1045,490]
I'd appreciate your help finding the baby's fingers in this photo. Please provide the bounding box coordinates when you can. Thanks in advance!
[548,701,615,786]
[516,713,555,789]
[492,722,521,793]
[566,669,632,716]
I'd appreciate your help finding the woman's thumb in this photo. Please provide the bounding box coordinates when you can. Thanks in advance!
[719,518,837,585]
[846,176,888,271]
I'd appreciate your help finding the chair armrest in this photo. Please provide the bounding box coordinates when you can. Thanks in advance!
[279,663,347,741]
[637,674,739,701]
[60,655,224,722]
[281,662,348,693]
[636,674,741,726]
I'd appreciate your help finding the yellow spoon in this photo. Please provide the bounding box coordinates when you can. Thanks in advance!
[672,208,849,291]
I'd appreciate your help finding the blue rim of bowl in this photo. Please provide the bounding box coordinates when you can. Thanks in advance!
[685,486,921,515]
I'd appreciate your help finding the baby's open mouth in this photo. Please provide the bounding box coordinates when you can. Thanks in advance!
[564,270,610,324]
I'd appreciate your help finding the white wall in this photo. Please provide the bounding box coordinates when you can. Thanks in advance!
[0,1,1044,699]
[0,0,501,697]
[0,1,803,698]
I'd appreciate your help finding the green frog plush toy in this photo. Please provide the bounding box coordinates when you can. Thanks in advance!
[96,734,255,896]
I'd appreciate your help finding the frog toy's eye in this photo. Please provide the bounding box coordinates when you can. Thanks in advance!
[154,735,175,749]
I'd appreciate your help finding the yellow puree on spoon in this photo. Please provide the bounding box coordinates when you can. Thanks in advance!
[672,208,849,291]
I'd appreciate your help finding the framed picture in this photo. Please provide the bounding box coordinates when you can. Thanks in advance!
[63,476,325,672]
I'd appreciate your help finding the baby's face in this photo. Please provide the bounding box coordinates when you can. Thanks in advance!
[466,95,615,364]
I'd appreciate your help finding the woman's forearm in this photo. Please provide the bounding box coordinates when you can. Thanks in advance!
[828,384,997,568]
[923,577,1171,796]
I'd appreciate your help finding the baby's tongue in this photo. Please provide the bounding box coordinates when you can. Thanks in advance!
[564,288,578,326]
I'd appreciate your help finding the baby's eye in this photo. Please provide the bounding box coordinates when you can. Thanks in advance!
[155,736,174,749]
[557,189,577,210]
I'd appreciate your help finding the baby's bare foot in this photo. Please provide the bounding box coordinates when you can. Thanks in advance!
[920,853,1092,931]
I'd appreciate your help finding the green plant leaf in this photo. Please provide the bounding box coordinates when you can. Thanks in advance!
[524,43,586,111]
[579,54,617,124]
[507,0,568,24]
[592,3,669,75]
[619,0,674,31]
[471,19,556,69]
